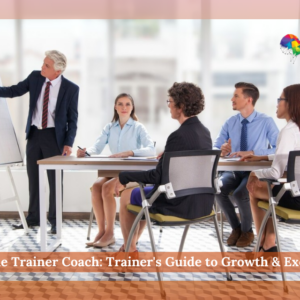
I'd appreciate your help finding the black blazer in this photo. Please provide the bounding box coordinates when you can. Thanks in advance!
[0,71,79,151]
[119,116,214,219]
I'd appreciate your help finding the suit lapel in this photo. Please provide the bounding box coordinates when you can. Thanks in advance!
[55,76,66,112]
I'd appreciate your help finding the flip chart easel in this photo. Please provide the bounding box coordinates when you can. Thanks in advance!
[0,77,28,232]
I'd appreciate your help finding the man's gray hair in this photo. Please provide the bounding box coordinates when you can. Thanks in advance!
[45,50,67,73]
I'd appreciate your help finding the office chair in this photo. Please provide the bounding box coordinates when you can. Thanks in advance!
[125,149,232,296]
[255,150,300,292]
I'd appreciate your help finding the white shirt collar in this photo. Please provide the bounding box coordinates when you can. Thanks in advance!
[113,117,134,127]
[46,74,62,87]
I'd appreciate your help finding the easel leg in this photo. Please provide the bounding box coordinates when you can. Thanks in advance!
[6,166,29,233]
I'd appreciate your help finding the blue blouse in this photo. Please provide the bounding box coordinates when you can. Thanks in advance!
[87,117,155,156]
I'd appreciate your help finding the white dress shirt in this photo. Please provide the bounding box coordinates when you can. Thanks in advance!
[31,75,62,128]
[254,120,300,179]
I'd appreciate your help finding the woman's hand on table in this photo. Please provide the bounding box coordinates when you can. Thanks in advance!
[157,151,164,160]
[109,150,134,158]
[228,150,253,158]
[240,154,268,162]
[77,147,86,157]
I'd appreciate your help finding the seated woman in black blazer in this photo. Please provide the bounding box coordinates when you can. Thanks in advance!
[114,82,213,253]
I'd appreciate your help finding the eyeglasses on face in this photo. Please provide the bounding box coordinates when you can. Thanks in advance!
[166,99,174,105]
[277,98,287,104]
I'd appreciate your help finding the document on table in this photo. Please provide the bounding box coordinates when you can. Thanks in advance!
[123,156,158,161]
[86,155,110,158]
[220,157,241,161]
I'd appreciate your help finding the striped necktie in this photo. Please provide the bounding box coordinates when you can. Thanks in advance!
[240,119,249,151]
[42,81,51,129]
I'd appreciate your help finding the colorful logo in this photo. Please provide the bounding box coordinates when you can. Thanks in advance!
[280,34,300,63]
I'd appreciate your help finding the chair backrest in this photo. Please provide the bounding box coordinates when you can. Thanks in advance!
[161,150,221,198]
[287,150,300,184]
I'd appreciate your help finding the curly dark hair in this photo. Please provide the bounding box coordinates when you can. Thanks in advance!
[168,82,205,117]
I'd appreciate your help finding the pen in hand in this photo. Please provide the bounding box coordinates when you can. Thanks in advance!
[77,146,91,157]
[222,138,232,157]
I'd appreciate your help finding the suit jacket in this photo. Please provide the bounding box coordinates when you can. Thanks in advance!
[0,71,79,151]
[119,116,214,219]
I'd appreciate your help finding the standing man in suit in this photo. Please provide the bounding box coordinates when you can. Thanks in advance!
[0,50,79,234]
[214,82,278,247]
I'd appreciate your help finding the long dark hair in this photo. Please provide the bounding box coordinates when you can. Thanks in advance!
[283,84,300,129]
[111,93,138,122]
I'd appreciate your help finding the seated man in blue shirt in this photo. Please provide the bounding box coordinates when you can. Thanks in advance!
[214,82,279,247]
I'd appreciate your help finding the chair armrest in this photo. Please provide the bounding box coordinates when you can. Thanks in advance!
[147,183,176,205]
[278,178,287,183]
[271,180,300,203]
[284,181,300,197]
[215,177,221,194]
[259,178,281,185]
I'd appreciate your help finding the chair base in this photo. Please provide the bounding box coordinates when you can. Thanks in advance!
[126,202,231,294]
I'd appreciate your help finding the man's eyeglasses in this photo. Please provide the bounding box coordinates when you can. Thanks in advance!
[277,98,287,104]
[166,100,174,105]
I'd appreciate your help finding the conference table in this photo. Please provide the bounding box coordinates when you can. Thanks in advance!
[37,156,272,252]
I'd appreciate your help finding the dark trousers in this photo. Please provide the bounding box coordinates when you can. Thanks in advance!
[215,171,252,232]
[26,126,62,226]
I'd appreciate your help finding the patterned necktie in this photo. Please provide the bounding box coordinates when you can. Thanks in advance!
[42,82,51,129]
[240,119,249,151]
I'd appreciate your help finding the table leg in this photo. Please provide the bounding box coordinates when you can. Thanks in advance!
[39,165,47,252]
[56,169,62,239]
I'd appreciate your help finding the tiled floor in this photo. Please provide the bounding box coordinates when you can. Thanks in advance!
[1,217,300,282]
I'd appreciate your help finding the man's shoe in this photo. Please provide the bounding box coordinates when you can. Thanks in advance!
[48,224,57,234]
[12,223,25,230]
[236,231,254,247]
[12,223,39,230]
[227,227,242,246]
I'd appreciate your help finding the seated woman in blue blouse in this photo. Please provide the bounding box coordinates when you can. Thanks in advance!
[77,93,155,248]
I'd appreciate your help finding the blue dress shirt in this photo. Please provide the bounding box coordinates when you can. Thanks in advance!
[214,110,279,155]
[87,117,155,156]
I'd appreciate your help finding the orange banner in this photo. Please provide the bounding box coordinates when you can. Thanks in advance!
[0,281,299,300]
[0,0,299,19]
[1,252,300,273]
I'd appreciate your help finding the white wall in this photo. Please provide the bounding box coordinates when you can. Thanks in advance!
[0,167,121,213]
